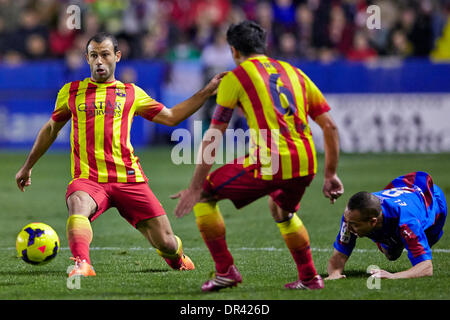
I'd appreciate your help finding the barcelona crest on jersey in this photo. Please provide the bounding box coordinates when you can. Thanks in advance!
[115,88,126,97]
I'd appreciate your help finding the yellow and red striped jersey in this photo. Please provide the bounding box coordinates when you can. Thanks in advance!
[215,56,330,180]
[52,78,164,183]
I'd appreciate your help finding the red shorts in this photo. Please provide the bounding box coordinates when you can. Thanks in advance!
[203,161,315,213]
[66,179,166,227]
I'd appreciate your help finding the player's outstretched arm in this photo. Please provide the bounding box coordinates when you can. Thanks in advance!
[314,112,344,204]
[15,118,68,191]
[325,249,349,280]
[171,122,228,218]
[152,72,227,126]
[370,260,433,279]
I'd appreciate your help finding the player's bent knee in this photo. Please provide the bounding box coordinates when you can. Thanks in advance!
[198,191,216,203]
[155,235,178,254]
[268,201,292,222]
[67,191,97,216]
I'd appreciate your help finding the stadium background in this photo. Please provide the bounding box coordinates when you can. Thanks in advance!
[0,0,449,302]
[0,0,449,153]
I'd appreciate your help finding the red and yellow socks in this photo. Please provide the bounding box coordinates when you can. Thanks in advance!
[277,213,318,281]
[66,214,93,264]
[65,208,316,282]
[194,202,234,274]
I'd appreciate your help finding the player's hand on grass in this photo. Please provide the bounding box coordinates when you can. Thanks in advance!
[203,71,228,96]
[171,187,203,218]
[15,167,32,192]
[323,174,344,204]
[369,268,394,279]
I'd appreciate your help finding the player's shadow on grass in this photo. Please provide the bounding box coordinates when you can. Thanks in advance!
[131,268,169,273]
[0,282,26,287]
[0,270,62,276]
[321,270,370,278]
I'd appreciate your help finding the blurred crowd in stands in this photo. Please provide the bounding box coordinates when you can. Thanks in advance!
[0,0,449,67]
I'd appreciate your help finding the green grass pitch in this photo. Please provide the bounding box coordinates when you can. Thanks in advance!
[0,148,449,300]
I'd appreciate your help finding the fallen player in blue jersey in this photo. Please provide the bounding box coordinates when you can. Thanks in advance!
[326,171,447,279]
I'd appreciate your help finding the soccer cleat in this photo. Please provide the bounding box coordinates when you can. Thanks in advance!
[68,257,96,277]
[179,254,195,270]
[201,265,242,292]
[284,275,324,290]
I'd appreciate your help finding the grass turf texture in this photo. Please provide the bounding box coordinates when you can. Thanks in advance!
[0,149,449,300]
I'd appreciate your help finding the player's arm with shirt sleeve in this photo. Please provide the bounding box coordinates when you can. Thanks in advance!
[371,218,433,279]
[15,83,72,192]
[326,215,357,280]
[172,71,239,217]
[139,72,226,126]
[301,70,344,204]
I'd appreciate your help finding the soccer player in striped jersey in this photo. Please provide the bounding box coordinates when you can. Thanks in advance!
[327,171,447,279]
[15,32,225,277]
[172,21,344,291]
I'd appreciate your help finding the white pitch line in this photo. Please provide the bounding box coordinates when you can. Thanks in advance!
[3,246,450,253]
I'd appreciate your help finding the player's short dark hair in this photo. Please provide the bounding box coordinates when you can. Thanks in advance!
[86,32,119,53]
[226,20,267,56]
[347,191,381,221]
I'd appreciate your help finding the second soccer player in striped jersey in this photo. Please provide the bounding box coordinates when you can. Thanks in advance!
[173,21,344,291]
[15,32,226,278]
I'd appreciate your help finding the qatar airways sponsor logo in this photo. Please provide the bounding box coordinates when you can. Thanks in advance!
[77,100,123,117]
